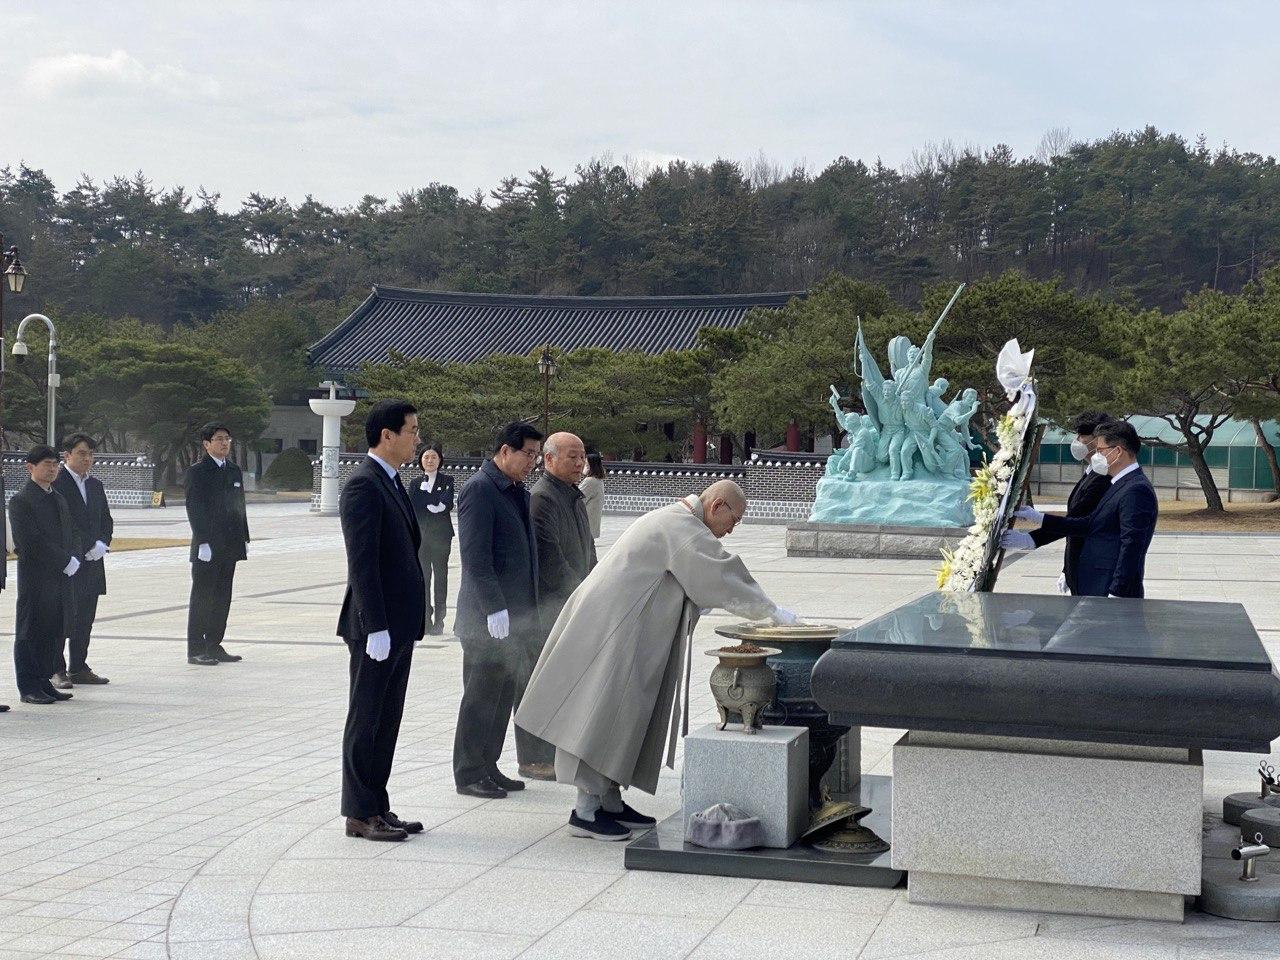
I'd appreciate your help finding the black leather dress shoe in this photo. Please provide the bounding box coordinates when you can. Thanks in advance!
[20,693,57,705]
[345,815,408,841]
[211,647,243,663]
[456,778,507,799]
[489,770,525,792]
[0,704,9,712]
[45,687,73,701]
[383,811,424,833]
[188,655,220,666]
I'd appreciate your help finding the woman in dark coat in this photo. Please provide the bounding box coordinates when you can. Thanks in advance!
[407,443,455,635]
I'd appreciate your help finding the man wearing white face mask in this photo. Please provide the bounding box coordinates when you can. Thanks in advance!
[1028,412,1115,595]
[1003,420,1158,599]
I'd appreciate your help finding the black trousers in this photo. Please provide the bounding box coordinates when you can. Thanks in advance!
[14,581,65,696]
[59,584,100,675]
[419,536,451,624]
[341,636,414,819]
[187,559,238,657]
[513,631,555,767]
[453,632,528,787]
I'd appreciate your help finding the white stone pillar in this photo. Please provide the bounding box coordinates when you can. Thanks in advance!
[309,389,356,516]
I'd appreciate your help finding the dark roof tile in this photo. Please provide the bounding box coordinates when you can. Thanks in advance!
[309,286,804,371]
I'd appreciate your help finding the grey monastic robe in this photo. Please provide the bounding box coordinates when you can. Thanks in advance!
[514,495,776,794]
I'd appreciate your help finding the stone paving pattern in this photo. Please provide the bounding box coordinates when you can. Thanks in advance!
[0,503,1278,959]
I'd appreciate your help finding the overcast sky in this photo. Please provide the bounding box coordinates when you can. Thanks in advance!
[6,1,1276,209]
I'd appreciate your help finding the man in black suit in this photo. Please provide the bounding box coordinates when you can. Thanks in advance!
[453,421,543,799]
[1005,420,1158,598]
[51,433,114,687]
[184,422,250,666]
[338,399,426,841]
[8,446,79,705]
[1030,412,1114,595]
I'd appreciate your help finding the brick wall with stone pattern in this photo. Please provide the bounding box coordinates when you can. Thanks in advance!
[3,452,159,508]
[312,452,826,524]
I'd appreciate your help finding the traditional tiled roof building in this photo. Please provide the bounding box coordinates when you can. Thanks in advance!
[309,286,803,373]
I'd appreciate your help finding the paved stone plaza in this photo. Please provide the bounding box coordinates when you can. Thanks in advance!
[1,502,1279,960]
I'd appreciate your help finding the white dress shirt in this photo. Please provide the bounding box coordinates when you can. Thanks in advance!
[367,452,399,480]
[67,467,91,503]
[1111,462,1140,484]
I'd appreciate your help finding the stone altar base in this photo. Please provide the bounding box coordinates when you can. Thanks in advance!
[786,521,968,559]
[626,774,903,888]
[892,732,1203,922]
[681,724,809,849]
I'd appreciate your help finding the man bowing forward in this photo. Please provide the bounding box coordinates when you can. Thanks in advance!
[338,399,426,842]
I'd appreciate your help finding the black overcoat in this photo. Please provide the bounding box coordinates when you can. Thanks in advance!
[53,468,114,597]
[8,480,77,641]
[454,459,539,638]
[184,456,250,563]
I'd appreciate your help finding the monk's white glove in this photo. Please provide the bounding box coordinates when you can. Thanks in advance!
[426,503,447,513]
[197,543,212,562]
[1056,572,1069,595]
[62,556,81,577]
[365,630,391,662]
[487,609,510,639]
[769,606,801,626]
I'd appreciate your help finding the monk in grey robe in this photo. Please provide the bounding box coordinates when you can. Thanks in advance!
[515,480,798,840]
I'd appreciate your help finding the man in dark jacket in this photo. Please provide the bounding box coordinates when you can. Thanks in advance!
[8,446,79,704]
[1030,411,1113,595]
[51,433,114,686]
[1005,420,1158,598]
[520,431,597,780]
[338,399,425,842]
[184,422,251,666]
[452,421,543,799]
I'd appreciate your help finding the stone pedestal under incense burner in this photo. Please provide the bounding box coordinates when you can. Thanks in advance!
[715,623,854,807]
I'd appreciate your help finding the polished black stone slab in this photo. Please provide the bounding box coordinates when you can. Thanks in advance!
[814,593,1280,752]
[624,774,903,888]
[836,592,1271,671]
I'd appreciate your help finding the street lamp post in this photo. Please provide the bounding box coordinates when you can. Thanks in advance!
[537,344,558,438]
[0,238,29,447]
[13,313,59,447]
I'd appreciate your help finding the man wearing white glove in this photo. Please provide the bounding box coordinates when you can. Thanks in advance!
[52,434,115,687]
[1001,420,1157,599]
[8,446,80,704]
[1031,412,1115,596]
[517,479,790,841]
[453,422,544,800]
[338,399,426,842]
[183,423,251,666]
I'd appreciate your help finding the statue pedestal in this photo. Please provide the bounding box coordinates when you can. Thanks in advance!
[809,470,974,528]
[786,522,968,559]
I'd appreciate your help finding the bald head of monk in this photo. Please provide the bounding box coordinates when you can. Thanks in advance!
[699,479,747,539]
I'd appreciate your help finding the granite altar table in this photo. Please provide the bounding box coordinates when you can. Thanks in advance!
[811,592,1280,921]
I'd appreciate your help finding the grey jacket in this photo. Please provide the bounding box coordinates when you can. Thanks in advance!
[529,473,597,629]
